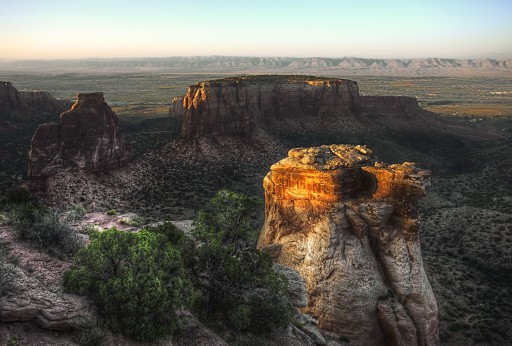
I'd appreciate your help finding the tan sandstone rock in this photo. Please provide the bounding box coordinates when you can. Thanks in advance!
[258,144,439,346]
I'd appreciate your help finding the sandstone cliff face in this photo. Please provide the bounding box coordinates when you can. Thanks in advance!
[179,76,360,139]
[28,92,132,178]
[258,144,439,346]
[173,76,506,149]
[0,81,71,116]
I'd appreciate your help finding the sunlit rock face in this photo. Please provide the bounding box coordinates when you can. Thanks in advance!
[0,81,71,115]
[28,92,132,178]
[178,76,360,140]
[258,144,439,346]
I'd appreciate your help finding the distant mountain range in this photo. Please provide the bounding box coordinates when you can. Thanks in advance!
[1,56,511,75]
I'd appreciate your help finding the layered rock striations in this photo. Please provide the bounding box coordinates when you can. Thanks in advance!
[173,76,506,149]
[0,81,71,116]
[28,92,132,179]
[178,76,361,140]
[258,144,439,346]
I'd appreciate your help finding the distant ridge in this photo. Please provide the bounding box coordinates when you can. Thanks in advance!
[1,56,511,76]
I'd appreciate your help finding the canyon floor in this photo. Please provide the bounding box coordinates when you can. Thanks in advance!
[1,72,511,345]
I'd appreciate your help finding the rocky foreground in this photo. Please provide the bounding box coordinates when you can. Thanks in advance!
[258,144,438,345]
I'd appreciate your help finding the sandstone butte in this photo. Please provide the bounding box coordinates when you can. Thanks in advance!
[28,92,132,179]
[171,75,503,144]
[173,76,360,139]
[257,144,439,346]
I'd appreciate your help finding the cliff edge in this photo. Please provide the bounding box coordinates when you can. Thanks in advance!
[258,144,439,346]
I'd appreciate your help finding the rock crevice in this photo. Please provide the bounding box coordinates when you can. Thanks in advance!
[258,144,439,346]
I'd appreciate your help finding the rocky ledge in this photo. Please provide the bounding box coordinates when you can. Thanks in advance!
[258,144,439,346]
[28,92,132,179]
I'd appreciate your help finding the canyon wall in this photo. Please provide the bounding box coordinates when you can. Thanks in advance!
[28,92,132,179]
[0,81,71,116]
[258,144,439,346]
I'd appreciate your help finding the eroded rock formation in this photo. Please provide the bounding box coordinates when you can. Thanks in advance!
[258,144,439,346]
[28,92,132,179]
[0,81,71,116]
[173,76,506,152]
[178,76,360,140]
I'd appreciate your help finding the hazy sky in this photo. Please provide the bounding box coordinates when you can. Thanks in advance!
[1,0,511,60]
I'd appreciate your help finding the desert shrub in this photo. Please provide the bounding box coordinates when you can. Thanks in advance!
[64,228,191,342]
[0,187,79,257]
[0,244,17,297]
[192,190,290,335]
[10,207,82,257]
[80,224,99,236]
[66,203,87,221]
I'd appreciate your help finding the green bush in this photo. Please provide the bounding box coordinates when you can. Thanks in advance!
[143,222,196,268]
[64,228,191,342]
[192,190,290,335]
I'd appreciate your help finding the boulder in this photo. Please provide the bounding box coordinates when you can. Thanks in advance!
[0,268,95,331]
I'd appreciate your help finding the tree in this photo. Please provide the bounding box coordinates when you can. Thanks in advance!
[192,190,290,335]
[64,228,190,341]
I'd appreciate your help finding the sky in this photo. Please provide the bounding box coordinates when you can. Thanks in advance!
[1,0,511,60]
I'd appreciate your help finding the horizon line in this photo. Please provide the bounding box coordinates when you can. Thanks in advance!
[1,55,512,62]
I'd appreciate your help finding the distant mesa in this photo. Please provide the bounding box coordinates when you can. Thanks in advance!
[28,92,132,180]
[258,144,439,345]
[177,75,360,140]
[172,75,504,147]
[0,81,72,116]
[1,57,510,74]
